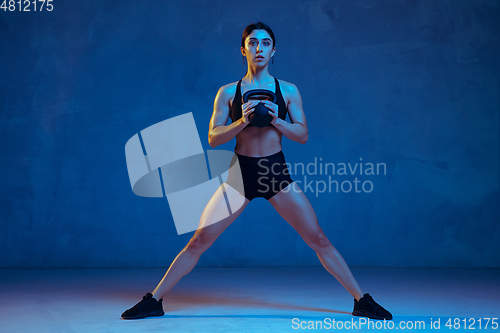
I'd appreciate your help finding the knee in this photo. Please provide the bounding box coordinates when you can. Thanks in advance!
[309,232,331,251]
[186,233,212,254]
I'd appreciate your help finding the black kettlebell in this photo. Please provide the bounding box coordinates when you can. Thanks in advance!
[242,89,276,128]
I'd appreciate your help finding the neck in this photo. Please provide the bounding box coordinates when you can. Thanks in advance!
[243,65,273,84]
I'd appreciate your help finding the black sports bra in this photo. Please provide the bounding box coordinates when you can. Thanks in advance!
[229,77,288,127]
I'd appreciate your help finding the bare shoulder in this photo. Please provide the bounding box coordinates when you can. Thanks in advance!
[277,78,298,91]
[217,81,239,100]
[277,78,301,105]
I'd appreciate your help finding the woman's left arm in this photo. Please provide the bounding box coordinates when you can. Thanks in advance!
[265,83,308,144]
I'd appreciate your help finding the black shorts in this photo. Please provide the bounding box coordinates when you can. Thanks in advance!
[225,150,294,201]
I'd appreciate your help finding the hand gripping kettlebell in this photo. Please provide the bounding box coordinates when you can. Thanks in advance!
[242,89,276,128]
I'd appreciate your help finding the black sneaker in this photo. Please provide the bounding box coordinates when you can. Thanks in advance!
[121,293,165,319]
[352,293,392,320]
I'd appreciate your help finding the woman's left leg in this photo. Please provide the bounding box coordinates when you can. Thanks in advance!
[268,183,364,301]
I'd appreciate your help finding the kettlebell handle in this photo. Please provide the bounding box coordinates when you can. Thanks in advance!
[242,89,276,104]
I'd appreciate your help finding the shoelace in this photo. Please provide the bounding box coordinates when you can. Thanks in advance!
[132,293,153,308]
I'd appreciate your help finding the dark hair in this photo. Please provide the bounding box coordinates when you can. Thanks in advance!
[241,22,276,49]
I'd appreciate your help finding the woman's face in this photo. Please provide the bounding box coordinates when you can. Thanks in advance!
[242,29,275,65]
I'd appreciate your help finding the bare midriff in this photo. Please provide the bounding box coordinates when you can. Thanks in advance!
[233,126,283,157]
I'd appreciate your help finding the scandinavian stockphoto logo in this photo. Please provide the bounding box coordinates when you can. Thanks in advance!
[124,113,245,235]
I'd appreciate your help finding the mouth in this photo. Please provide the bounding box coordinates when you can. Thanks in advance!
[256,56,264,59]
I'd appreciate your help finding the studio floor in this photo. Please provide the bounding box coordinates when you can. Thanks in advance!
[0,266,498,332]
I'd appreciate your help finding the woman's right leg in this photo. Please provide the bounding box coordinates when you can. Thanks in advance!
[152,183,250,300]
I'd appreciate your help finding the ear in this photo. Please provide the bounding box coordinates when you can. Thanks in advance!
[241,46,246,56]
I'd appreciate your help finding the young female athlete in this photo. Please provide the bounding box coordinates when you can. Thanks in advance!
[121,22,392,321]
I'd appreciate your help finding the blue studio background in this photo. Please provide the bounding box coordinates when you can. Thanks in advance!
[0,0,498,268]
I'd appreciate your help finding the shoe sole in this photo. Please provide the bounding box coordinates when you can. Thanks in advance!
[352,310,392,320]
[122,310,165,320]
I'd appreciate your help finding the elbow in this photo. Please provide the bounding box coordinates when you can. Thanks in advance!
[299,125,308,144]
[208,134,219,148]
[208,133,214,148]
[208,137,216,148]
[300,131,308,144]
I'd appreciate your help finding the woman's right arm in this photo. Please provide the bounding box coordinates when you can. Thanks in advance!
[208,85,257,148]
